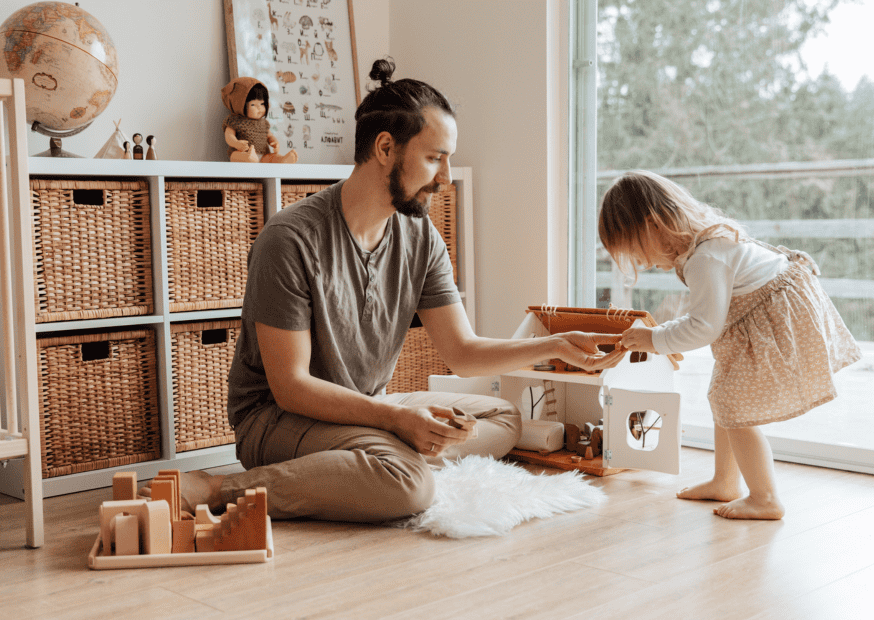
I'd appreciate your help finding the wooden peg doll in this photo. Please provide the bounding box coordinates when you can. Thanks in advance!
[146,135,158,160]
[132,133,144,160]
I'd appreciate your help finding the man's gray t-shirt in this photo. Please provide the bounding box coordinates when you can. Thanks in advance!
[227,181,461,428]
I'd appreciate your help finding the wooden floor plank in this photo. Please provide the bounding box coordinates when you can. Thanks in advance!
[28,587,227,620]
[1,448,872,620]
[378,559,655,620]
[564,506,874,620]
[748,563,874,620]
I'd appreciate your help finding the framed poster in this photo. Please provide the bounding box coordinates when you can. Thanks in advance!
[224,0,361,164]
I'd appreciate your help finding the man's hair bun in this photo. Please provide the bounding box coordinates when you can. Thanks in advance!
[369,57,396,87]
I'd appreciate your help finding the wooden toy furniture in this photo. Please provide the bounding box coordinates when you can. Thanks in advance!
[0,77,43,548]
[430,306,684,476]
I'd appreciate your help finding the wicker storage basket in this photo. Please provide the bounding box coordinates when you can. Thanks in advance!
[31,178,153,323]
[428,183,458,282]
[37,329,160,478]
[280,183,333,208]
[165,181,264,312]
[386,326,452,393]
[171,320,239,452]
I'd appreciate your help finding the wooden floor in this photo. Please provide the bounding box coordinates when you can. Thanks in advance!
[2,447,873,620]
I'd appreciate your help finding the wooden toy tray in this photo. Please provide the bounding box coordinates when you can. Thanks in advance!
[507,449,627,477]
[87,517,274,569]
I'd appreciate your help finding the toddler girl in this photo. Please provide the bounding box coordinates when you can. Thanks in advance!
[599,170,861,520]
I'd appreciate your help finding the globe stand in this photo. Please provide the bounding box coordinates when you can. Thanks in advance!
[32,121,92,158]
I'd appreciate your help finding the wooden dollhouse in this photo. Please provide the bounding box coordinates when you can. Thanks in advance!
[431,306,684,476]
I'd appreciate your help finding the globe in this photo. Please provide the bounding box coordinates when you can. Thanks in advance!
[0,1,118,154]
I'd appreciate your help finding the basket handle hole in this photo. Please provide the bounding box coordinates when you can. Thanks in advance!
[73,189,104,206]
[197,190,224,209]
[630,351,648,363]
[202,328,228,345]
[81,340,111,361]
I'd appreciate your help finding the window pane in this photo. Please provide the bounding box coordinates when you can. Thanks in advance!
[590,0,874,455]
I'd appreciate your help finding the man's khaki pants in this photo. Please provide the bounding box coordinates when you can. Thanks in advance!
[221,392,522,522]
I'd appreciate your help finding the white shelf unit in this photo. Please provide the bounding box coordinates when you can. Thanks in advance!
[0,159,475,498]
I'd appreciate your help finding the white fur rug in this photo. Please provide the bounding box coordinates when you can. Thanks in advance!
[398,455,605,538]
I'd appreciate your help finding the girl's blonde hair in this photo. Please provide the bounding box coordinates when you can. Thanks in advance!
[598,170,746,279]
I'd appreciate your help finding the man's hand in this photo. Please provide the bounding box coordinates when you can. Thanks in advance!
[389,406,475,456]
[556,331,626,371]
[620,326,657,353]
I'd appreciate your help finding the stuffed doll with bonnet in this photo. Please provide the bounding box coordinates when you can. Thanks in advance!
[221,77,298,163]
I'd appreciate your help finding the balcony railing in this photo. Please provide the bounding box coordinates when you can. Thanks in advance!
[596,159,874,314]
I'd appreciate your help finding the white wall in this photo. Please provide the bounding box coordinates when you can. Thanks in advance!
[2,0,568,339]
[390,0,568,337]
[3,0,391,160]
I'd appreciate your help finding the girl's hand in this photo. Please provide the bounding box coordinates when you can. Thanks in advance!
[267,134,279,149]
[620,327,657,353]
[235,138,250,151]
[557,332,626,371]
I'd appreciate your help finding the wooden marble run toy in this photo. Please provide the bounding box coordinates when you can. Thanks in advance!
[87,470,273,569]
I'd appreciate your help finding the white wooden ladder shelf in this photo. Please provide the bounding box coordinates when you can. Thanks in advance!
[0,77,44,548]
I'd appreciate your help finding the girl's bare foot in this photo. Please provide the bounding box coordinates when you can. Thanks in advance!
[714,495,785,520]
[677,478,742,502]
[138,470,225,513]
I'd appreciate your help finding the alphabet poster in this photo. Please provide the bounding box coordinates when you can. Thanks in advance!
[224,0,360,164]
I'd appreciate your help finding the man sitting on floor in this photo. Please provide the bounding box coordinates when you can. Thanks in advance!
[144,58,623,522]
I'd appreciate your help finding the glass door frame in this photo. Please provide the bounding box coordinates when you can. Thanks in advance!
[570,0,874,475]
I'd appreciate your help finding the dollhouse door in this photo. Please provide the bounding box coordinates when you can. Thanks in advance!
[601,387,681,475]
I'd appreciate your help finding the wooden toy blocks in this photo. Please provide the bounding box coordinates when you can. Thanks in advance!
[88,471,272,569]
[112,472,138,501]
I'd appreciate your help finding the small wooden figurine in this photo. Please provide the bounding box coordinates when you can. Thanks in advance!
[122,141,133,159]
[132,133,144,160]
[221,77,299,163]
[146,135,158,160]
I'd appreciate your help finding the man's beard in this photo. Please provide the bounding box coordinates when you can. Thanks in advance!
[388,155,440,218]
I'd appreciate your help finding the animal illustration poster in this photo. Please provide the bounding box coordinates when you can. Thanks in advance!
[224,0,360,164]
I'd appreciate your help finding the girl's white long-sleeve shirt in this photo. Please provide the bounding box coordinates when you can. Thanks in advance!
[650,237,789,355]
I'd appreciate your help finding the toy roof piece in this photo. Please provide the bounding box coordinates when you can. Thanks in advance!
[525,305,682,371]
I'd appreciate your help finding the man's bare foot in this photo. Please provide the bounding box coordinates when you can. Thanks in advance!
[676,478,742,502]
[714,495,785,520]
[138,470,225,513]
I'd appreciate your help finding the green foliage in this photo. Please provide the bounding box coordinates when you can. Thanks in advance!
[598,0,852,168]
[595,0,873,339]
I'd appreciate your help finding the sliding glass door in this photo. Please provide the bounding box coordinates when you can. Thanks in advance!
[571,0,874,473]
